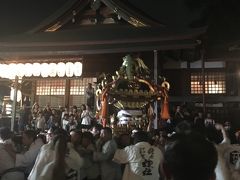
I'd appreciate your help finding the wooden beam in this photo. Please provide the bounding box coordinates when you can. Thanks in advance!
[0,26,206,46]
[170,96,240,102]
[0,39,197,59]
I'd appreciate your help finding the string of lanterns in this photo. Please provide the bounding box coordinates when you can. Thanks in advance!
[0,62,82,79]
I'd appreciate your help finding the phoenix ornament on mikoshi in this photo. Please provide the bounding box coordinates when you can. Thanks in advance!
[96,54,170,127]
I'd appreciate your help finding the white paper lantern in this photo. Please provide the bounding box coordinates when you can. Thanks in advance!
[57,62,66,77]
[24,63,33,77]
[1,64,10,78]
[65,62,74,77]
[0,64,3,78]
[49,63,57,77]
[73,62,82,76]
[0,64,5,78]
[10,87,22,102]
[32,63,41,76]
[8,63,18,79]
[40,63,50,77]
[16,63,25,78]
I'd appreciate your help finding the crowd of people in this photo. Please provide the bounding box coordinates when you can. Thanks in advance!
[0,102,240,180]
[18,103,96,133]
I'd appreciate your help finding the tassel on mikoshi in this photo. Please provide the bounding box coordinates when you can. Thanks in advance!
[101,97,107,127]
[161,97,170,120]
[102,118,107,127]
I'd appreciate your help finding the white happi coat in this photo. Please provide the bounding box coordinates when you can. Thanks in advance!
[0,140,25,180]
[28,142,84,180]
[79,144,100,180]
[215,139,231,180]
[215,137,240,180]
[94,139,121,180]
[223,144,240,180]
[16,138,44,174]
[113,142,164,180]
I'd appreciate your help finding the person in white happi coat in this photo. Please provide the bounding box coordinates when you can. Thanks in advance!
[204,113,215,127]
[94,127,121,180]
[78,131,100,180]
[4,130,44,176]
[28,130,84,180]
[0,127,25,180]
[164,133,217,180]
[81,105,94,126]
[222,143,240,180]
[214,123,240,180]
[36,111,46,131]
[113,131,164,180]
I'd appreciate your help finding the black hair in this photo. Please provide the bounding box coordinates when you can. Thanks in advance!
[175,121,192,134]
[53,134,68,147]
[0,127,11,141]
[204,126,222,144]
[119,133,130,138]
[82,131,94,143]
[23,130,37,141]
[81,104,86,110]
[164,133,218,180]
[69,114,75,117]
[63,113,69,117]
[53,128,69,137]
[37,134,47,144]
[92,124,102,131]
[70,129,82,136]
[52,134,68,180]
[133,131,150,144]
[102,127,112,135]
[72,105,77,110]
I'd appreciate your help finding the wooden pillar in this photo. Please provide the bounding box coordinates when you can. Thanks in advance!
[31,80,36,106]
[11,76,18,131]
[154,50,158,129]
[201,49,206,117]
[65,79,70,108]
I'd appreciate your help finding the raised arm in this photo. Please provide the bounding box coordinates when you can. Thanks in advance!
[215,123,230,144]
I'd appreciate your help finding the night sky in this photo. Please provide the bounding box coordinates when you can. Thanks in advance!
[0,0,68,36]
